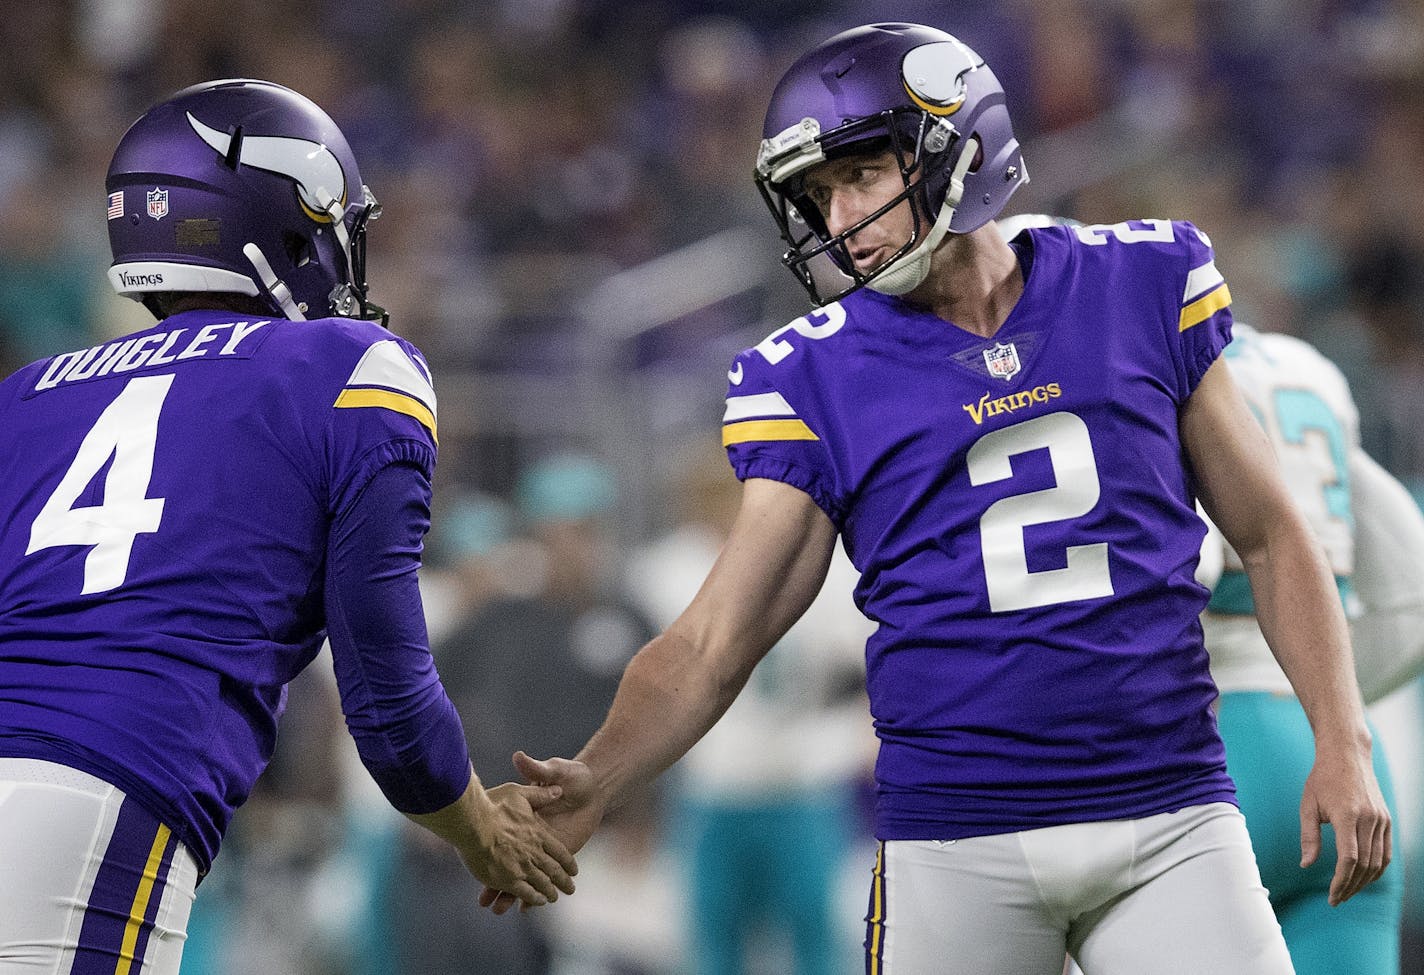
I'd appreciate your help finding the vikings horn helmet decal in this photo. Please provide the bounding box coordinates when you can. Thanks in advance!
[106,79,385,323]
[185,112,348,223]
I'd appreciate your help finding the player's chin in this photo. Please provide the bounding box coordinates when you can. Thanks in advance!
[845,258,882,281]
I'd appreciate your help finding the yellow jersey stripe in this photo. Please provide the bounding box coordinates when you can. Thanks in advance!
[721,418,819,446]
[114,823,172,975]
[335,388,439,444]
[1179,282,1232,332]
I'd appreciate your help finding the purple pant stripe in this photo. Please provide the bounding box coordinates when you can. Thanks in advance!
[70,798,175,975]
[125,828,178,970]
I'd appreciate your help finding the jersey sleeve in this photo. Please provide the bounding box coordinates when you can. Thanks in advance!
[324,459,472,814]
[721,345,845,525]
[1169,220,1235,398]
[325,334,440,519]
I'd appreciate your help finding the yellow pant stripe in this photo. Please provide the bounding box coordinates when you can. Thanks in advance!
[114,823,172,975]
[868,841,886,975]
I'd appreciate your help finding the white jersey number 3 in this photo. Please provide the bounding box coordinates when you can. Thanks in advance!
[27,374,173,594]
[967,411,1113,612]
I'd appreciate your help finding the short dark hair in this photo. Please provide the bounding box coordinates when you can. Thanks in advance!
[143,292,273,320]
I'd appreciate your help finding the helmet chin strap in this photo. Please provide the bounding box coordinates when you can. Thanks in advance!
[868,137,979,297]
[243,243,307,321]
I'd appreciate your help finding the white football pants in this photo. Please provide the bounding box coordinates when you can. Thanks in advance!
[865,802,1295,974]
[0,758,198,974]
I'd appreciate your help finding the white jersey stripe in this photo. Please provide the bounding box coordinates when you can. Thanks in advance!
[1183,260,1225,304]
[345,340,437,418]
[723,391,798,422]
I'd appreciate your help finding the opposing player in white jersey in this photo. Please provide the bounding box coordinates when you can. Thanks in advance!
[1205,323,1423,975]
[487,25,1391,975]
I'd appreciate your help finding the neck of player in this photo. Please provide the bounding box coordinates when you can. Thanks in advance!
[902,224,1023,339]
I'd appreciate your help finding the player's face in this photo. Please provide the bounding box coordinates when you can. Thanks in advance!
[802,149,913,274]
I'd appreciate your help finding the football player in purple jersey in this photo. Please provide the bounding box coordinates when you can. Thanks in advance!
[484,22,1390,975]
[0,80,575,973]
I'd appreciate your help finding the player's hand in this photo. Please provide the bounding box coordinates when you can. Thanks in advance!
[1299,742,1391,906]
[454,781,578,909]
[480,751,603,914]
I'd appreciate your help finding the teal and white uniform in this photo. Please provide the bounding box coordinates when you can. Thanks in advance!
[1204,324,1403,975]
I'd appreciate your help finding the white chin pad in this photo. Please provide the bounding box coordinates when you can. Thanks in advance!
[867,211,951,296]
[868,248,933,295]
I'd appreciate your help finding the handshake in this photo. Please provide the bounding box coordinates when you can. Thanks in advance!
[409,751,600,913]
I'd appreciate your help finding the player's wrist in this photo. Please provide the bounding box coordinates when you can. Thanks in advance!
[1310,721,1374,761]
[588,759,642,818]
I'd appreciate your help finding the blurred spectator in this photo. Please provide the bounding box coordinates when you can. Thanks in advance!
[182,661,400,975]
[0,175,101,363]
[389,451,658,974]
[420,488,522,644]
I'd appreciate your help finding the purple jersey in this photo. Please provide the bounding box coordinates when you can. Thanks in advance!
[0,310,468,871]
[723,220,1238,839]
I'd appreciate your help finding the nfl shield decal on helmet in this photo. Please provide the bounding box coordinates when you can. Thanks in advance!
[146,188,169,221]
[983,341,1021,381]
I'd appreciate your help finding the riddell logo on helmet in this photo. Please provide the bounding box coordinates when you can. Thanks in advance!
[119,271,164,288]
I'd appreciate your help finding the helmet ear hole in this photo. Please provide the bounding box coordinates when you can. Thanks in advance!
[283,231,313,268]
[966,137,984,174]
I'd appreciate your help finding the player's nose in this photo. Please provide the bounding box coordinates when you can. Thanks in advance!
[824,191,869,240]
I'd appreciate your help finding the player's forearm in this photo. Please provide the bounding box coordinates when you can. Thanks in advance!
[575,622,757,812]
[1242,520,1371,752]
[569,476,837,812]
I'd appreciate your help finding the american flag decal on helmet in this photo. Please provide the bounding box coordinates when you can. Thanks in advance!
[107,191,124,220]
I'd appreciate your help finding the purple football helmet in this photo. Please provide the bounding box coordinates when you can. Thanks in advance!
[106,79,384,323]
[755,23,1027,304]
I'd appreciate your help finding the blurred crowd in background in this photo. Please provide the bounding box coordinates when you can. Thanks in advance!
[3,0,1424,972]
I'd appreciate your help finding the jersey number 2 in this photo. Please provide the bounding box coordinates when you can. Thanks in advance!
[26,375,173,594]
[967,411,1113,612]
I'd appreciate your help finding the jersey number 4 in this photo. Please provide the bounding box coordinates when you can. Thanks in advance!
[968,411,1114,612]
[26,375,173,594]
